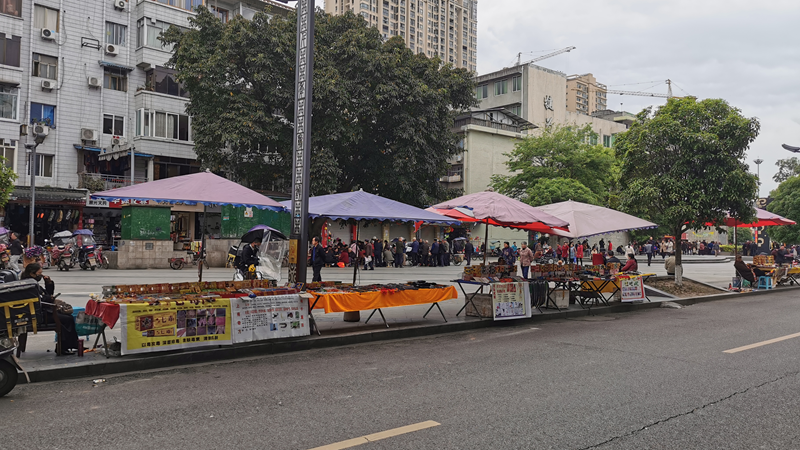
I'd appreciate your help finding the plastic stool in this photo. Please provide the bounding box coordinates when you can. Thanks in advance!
[757,276,774,290]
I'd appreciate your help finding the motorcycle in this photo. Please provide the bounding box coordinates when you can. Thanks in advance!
[95,245,110,269]
[0,275,34,398]
[232,225,288,282]
[74,230,98,271]
[169,248,208,270]
[51,231,76,271]
[0,336,20,397]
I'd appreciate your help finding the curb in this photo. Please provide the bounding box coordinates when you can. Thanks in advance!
[24,284,800,384]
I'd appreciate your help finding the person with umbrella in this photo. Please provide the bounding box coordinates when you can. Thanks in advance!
[238,238,260,276]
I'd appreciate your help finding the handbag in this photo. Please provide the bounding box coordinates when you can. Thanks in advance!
[55,299,73,315]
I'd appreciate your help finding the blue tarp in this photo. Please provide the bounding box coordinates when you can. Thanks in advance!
[279,190,459,224]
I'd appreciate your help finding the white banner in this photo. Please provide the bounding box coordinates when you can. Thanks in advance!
[231,294,309,343]
[491,282,533,321]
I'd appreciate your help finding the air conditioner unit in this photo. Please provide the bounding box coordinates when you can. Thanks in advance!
[33,125,50,137]
[111,136,126,146]
[114,0,127,11]
[105,44,118,56]
[88,76,101,88]
[41,80,56,90]
[41,29,56,41]
[81,128,99,141]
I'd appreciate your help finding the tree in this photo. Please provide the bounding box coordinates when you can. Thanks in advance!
[0,156,17,208]
[766,176,800,244]
[616,97,759,284]
[773,157,800,183]
[491,124,618,207]
[161,8,476,207]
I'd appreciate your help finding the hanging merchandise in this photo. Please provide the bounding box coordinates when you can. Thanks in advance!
[48,210,55,222]
[65,210,73,221]
[57,210,64,222]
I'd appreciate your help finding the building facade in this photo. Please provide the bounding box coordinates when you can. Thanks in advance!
[324,0,477,72]
[0,0,290,243]
[566,73,606,115]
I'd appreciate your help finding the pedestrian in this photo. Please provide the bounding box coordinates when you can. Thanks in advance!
[576,241,584,265]
[431,239,439,267]
[373,238,383,267]
[465,239,474,265]
[310,236,325,282]
[441,239,450,267]
[666,239,675,256]
[512,242,518,254]
[411,237,420,266]
[518,242,534,279]
[394,238,405,268]
[561,241,569,263]
[569,242,576,264]
[383,244,394,268]
[644,240,654,266]
[599,239,606,253]
[8,232,23,273]
[501,242,516,267]
[555,243,562,261]
[364,239,374,270]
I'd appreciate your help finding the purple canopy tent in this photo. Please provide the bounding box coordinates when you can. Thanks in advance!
[92,171,286,281]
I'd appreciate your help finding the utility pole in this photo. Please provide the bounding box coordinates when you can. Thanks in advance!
[754,158,764,198]
[288,0,314,283]
[24,127,49,246]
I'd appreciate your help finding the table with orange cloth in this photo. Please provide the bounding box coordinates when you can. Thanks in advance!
[307,286,458,332]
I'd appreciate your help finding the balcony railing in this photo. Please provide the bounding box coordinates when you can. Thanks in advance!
[439,174,463,183]
[79,173,148,192]
[454,117,522,133]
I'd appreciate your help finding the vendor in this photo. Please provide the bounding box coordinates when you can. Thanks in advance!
[665,255,676,276]
[734,255,767,284]
[620,253,638,272]
[606,251,621,264]
[20,263,80,356]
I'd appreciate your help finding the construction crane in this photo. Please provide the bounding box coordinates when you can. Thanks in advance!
[515,46,576,66]
[606,80,675,98]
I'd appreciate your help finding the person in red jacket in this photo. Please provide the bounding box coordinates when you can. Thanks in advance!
[561,242,569,263]
[576,243,584,265]
[621,253,638,272]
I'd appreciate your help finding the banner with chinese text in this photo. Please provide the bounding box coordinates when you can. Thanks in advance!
[231,295,309,343]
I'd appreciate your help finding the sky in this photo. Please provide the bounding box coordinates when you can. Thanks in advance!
[316,0,800,196]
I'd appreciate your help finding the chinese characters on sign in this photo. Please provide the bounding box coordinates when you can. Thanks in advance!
[543,95,554,111]
[231,295,309,342]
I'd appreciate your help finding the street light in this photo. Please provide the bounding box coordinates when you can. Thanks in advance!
[754,158,764,198]
[24,126,49,247]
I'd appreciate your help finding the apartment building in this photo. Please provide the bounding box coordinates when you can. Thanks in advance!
[0,0,290,242]
[566,73,607,115]
[324,0,478,72]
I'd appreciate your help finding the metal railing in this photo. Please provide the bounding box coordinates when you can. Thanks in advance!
[454,117,522,133]
[79,173,148,192]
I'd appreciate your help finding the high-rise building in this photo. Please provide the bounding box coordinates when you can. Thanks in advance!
[324,0,478,72]
[566,73,607,115]
[0,0,291,243]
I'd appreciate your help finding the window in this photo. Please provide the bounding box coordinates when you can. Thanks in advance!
[0,143,15,171]
[152,0,203,12]
[27,154,53,177]
[590,134,598,146]
[494,80,507,96]
[103,114,125,136]
[32,53,58,80]
[34,5,60,31]
[0,85,18,120]
[105,22,127,46]
[512,76,522,92]
[475,84,488,100]
[104,71,127,92]
[137,109,191,142]
[603,135,616,148]
[30,102,56,127]
[146,66,188,98]
[0,0,21,17]
[210,6,228,23]
[0,33,21,67]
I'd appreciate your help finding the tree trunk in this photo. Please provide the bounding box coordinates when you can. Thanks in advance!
[674,227,683,286]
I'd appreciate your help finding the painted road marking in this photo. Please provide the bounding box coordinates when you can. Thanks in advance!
[724,331,800,353]
[309,421,441,450]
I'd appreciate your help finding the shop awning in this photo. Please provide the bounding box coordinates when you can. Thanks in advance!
[11,186,88,203]
[91,171,286,211]
[74,144,153,158]
[279,189,459,224]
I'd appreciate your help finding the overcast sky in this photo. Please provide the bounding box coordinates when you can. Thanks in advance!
[316,0,799,195]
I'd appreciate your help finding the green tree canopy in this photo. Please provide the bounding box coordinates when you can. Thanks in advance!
[161,8,476,207]
[773,157,800,183]
[616,97,759,282]
[766,176,800,244]
[0,156,17,208]
[491,124,618,207]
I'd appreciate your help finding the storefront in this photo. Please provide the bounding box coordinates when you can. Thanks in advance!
[2,186,88,245]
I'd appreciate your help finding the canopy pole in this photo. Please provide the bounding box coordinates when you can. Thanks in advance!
[483,219,489,265]
[734,219,738,257]
[353,221,360,285]
[198,205,207,282]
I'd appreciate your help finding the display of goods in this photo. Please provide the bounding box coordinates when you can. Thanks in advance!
[305,282,450,294]
[24,246,45,258]
[752,255,775,266]
[103,279,278,298]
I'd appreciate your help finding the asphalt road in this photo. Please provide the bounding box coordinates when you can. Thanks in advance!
[4,289,800,449]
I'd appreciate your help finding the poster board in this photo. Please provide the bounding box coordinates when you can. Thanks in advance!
[491,282,532,321]
[620,277,646,302]
[231,295,309,343]
[120,300,232,355]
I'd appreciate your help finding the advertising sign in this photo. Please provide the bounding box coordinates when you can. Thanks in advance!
[231,295,309,343]
[491,282,532,321]
[620,277,646,302]
[120,301,232,355]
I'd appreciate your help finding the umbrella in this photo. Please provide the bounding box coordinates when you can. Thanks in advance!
[241,225,287,243]
[431,191,569,263]
[53,230,73,238]
[534,200,658,239]
[0,227,8,235]
[725,208,796,228]
[73,229,94,236]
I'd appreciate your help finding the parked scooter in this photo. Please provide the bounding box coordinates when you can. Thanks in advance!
[95,245,110,269]
[0,273,29,398]
[51,231,76,271]
[74,230,98,271]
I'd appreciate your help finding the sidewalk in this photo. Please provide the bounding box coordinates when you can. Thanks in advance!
[15,262,769,382]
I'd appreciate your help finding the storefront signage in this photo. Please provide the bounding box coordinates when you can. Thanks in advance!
[244,207,253,218]
[87,199,109,208]
[231,295,309,343]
